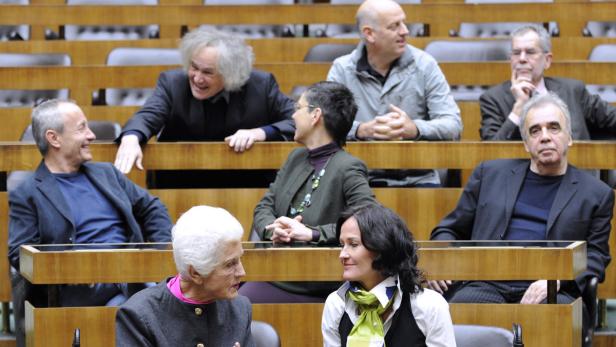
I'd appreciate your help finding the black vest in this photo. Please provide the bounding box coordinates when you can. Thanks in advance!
[338,291,427,347]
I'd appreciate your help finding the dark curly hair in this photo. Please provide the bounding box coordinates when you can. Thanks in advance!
[336,203,425,294]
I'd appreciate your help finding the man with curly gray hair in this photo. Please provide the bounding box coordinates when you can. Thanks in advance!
[115,28,295,175]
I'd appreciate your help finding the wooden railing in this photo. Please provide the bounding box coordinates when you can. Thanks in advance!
[20,242,585,347]
[0,62,614,104]
[1,37,615,65]
[1,141,616,305]
[0,2,614,38]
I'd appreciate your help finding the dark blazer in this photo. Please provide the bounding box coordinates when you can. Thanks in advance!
[8,161,172,269]
[120,68,295,142]
[431,159,614,295]
[480,77,616,140]
[253,148,376,244]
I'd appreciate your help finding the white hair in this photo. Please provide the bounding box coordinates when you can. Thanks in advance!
[172,205,244,278]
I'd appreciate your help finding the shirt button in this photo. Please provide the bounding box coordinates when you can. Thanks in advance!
[195,307,203,316]
[196,344,205,347]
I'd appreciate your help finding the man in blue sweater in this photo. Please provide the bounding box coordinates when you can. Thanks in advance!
[8,99,172,346]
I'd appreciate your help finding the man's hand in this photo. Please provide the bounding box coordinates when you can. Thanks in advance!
[520,280,560,304]
[224,128,266,153]
[426,280,453,295]
[362,105,418,140]
[114,134,144,174]
[266,215,312,244]
[384,105,418,140]
[356,119,380,140]
[510,70,536,118]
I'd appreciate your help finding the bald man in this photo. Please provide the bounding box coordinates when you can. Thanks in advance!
[327,0,462,187]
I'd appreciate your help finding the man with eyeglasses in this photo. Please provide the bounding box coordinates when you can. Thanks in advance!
[480,24,616,141]
[432,92,613,347]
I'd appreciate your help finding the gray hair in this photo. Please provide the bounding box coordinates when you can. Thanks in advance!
[31,99,75,156]
[172,205,244,278]
[179,28,254,91]
[519,92,572,142]
[511,24,552,53]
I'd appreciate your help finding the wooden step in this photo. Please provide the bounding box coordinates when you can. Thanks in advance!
[593,331,616,347]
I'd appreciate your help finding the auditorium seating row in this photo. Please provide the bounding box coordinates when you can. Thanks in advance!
[0,62,614,140]
[19,241,585,346]
[2,141,611,346]
[0,2,615,40]
[2,36,616,64]
[0,2,615,344]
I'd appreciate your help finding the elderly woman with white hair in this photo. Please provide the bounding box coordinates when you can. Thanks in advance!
[116,206,254,347]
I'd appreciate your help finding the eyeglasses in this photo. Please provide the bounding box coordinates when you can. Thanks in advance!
[293,103,316,112]
[510,49,544,59]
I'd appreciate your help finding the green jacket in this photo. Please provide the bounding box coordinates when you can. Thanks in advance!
[253,147,376,244]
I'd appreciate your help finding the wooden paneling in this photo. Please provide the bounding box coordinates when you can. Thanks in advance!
[24,300,582,347]
[450,299,583,347]
[0,3,614,37]
[1,37,615,65]
[25,302,116,347]
[20,242,584,284]
[0,141,615,172]
[0,62,614,102]
[0,102,482,142]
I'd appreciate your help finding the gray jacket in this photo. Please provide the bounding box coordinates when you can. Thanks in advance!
[327,42,462,185]
[116,279,255,346]
[327,42,462,141]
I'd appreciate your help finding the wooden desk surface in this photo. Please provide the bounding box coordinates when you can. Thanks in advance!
[19,241,586,284]
[1,141,616,171]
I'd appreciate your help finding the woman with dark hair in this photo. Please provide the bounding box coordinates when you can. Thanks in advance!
[322,204,455,346]
[241,81,376,303]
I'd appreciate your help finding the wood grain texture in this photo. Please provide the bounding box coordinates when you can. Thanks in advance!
[0,62,614,100]
[19,241,585,284]
[23,300,582,347]
[0,2,613,37]
[1,37,614,65]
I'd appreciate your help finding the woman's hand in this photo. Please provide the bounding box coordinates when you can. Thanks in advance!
[266,216,313,244]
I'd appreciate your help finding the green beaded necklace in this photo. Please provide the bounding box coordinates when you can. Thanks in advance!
[289,157,332,216]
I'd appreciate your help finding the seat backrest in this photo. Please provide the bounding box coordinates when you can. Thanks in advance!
[589,44,616,61]
[64,0,158,40]
[586,44,616,103]
[424,40,510,62]
[203,0,294,38]
[6,121,122,191]
[0,0,29,40]
[303,43,356,62]
[585,21,616,38]
[251,320,280,347]
[105,48,181,106]
[424,41,508,101]
[0,53,71,107]
[454,324,514,347]
[457,22,550,38]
